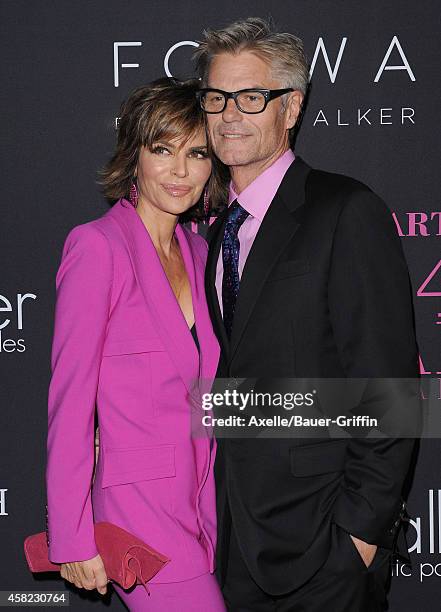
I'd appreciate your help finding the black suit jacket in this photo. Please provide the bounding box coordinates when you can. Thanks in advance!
[205,157,419,595]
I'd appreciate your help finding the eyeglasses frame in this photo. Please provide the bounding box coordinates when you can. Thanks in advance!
[196,87,295,114]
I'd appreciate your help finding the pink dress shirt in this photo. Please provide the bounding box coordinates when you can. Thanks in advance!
[215,149,295,312]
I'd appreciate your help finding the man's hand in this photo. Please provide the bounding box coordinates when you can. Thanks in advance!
[95,426,100,464]
[60,554,108,595]
[350,534,377,568]
[92,427,100,484]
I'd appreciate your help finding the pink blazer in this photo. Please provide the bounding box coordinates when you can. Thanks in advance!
[46,198,220,583]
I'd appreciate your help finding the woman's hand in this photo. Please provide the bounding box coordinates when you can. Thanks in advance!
[60,554,108,594]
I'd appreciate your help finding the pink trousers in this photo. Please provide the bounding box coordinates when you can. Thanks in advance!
[113,572,226,611]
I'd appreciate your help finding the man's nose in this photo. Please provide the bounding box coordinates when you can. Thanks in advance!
[222,97,242,122]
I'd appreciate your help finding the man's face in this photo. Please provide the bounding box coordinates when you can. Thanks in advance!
[205,51,302,171]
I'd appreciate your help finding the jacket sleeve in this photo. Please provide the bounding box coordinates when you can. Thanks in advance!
[46,223,113,563]
[328,187,420,547]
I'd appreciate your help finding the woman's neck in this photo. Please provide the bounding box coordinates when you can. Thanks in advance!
[136,200,178,256]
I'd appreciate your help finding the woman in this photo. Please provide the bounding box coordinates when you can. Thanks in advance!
[45,78,227,611]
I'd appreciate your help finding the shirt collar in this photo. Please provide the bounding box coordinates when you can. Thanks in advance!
[228,149,295,221]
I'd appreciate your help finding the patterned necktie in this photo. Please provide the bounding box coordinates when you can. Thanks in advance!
[222,200,250,338]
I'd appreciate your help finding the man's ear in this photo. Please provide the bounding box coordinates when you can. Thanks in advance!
[285,91,304,130]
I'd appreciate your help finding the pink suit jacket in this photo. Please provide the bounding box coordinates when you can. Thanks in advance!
[46,198,220,583]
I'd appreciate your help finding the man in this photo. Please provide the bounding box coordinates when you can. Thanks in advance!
[195,17,419,612]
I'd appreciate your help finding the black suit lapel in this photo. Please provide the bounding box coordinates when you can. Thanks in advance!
[205,209,229,356]
[229,157,312,361]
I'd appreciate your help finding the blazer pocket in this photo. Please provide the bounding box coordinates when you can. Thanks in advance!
[102,336,165,356]
[268,259,310,282]
[290,439,347,477]
[102,443,175,487]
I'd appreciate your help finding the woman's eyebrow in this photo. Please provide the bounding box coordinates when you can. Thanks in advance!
[151,139,180,150]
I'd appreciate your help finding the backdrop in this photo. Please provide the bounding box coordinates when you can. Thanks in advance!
[1,1,440,609]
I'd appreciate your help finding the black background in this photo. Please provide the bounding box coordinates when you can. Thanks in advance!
[1,1,440,609]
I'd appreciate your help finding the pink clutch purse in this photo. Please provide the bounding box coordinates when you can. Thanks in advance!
[24,522,170,591]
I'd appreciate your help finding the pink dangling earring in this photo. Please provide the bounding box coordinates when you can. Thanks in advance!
[203,187,210,221]
[129,178,138,208]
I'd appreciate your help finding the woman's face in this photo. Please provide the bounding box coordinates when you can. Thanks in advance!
[135,127,212,217]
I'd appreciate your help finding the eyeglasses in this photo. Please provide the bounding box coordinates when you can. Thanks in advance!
[196,88,294,114]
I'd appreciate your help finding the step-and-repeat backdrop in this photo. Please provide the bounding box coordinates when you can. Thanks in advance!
[1,1,439,609]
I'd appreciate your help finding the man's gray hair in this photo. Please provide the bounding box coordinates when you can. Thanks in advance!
[194,17,309,96]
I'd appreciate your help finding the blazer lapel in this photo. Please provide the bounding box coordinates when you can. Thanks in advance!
[109,199,199,396]
[175,223,220,384]
[179,227,220,488]
[229,157,312,362]
[205,210,229,356]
